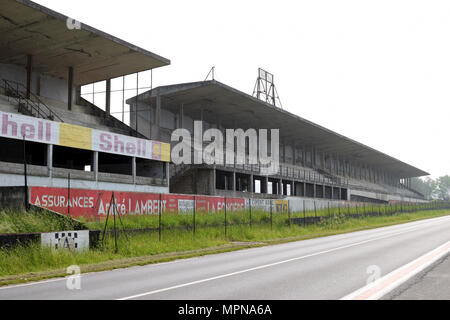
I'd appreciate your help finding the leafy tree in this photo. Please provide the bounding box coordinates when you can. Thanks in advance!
[411,176,450,200]
[435,175,450,201]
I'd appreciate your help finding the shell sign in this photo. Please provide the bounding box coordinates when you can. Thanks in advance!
[0,111,170,162]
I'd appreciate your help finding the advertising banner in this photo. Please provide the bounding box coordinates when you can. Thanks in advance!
[0,111,170,162]
[29,187,247,220]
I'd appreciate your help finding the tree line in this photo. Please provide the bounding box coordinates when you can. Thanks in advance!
[411,175,450,200]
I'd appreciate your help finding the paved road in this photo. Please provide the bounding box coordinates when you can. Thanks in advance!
[382,252,450,300]
[1,215,450,300]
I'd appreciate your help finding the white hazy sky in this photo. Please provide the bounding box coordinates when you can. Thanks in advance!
[35,0,450,178]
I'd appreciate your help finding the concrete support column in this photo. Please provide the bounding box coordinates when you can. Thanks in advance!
[68,67,74,111]
[93,151,98,182]
[323,185,325,199]
[232,171,236,192]
[264,176,269,194]
[249,174,254,193]
[132,157,136,184]
[179,103,184,129]
[313,183,316,198]
[47,144,53,177]
[26,54,32,99]
[105,79,111,117]
[166,163,170,189]
[211,167,216,195]
[279,179,283,195]
[155,94,161,140]
[303,182,306,197]
[292,180,295,196]
[339,188,342,200]
[331,187,334,200]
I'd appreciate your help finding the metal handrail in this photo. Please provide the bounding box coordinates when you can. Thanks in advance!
[3,79,64,122]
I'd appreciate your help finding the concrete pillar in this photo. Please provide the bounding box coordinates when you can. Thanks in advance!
[313,183,316,198]
[179,103,184,129]
[68,67,74,111]
[292,180,295,196]
[47,144,53,177]
[26,54,32,99]
[93,151,98,182]
[155,94,161,140]
[105,79,111,117]
[166,163,170,189]
[303,182,306,197]
[211,168,216,195]
[249,174,254,193]
[279,179,283,195]
[132,157,136,184]
[264,176,269,194]
[232,171,236,191]
[339,188,342,200]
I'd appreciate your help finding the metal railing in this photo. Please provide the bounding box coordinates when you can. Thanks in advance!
[3,79,64,122]
[170,161,350,187]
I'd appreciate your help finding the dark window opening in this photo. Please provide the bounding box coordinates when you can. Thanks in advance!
[216,170,232,190]
[236,173,249,192]
[0,137,47,166]
[53,145,93,171]
[136,158,165,179]
[98,152,131,175]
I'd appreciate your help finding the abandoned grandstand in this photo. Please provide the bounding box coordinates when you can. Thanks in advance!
[0,0,428,210]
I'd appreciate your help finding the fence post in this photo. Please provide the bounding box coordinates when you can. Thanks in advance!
[328,202,330,219]
[288,200,291,227]
[159,193,162,241]
[249,198,252,229]
[224,197,227,237]
[67,173,71,217]
[23,136,29,211]
[270,200,273,230]
[303,200,306,227]
[314,201,317,223]
[193,196,196,237]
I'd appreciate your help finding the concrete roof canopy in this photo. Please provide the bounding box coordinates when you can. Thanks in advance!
[0,0,170,85]
[130,80,429,179]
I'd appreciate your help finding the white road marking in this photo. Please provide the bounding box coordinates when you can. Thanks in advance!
[341,240,450,300]
[117,218,448,300]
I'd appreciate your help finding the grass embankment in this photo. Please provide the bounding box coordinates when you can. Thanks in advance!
[0,208,82,234]
[0,207,449,286]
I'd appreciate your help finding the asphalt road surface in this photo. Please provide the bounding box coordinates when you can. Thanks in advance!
[1,215,450,300]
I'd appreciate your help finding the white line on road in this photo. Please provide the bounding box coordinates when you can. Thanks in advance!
[341,240,450,300]
[117,218,449,300]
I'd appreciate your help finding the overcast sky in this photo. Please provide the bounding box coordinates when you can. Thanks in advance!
[35,0,450,178]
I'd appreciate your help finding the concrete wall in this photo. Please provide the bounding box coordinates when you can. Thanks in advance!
[0,186,26,209]
[0,172,168,194]
[0,63,75,105]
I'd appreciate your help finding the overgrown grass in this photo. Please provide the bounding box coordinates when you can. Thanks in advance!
[0,208,83,234]
[0,208,449,281]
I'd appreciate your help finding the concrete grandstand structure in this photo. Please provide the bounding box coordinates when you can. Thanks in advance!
[0,0,171,194]
[128,80,428,203]
[0,0,428,207]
